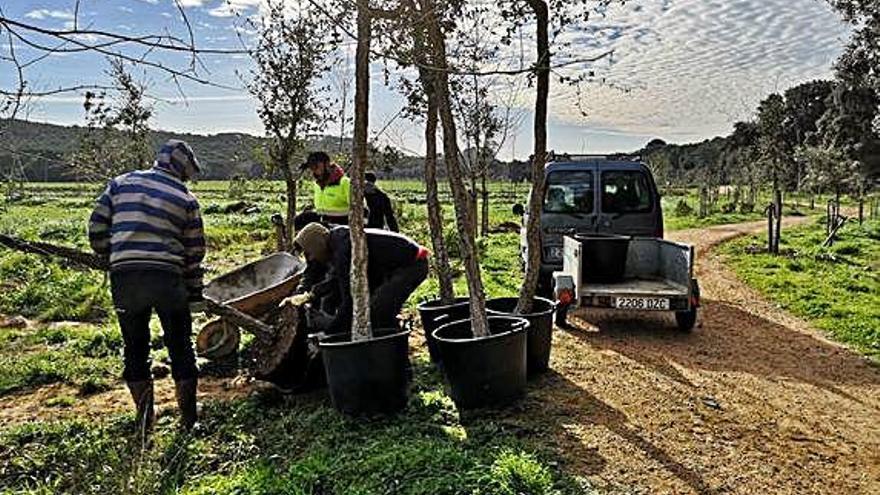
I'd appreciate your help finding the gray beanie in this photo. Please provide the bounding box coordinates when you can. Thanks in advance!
[294,222,330,262]
[157,139,200,180]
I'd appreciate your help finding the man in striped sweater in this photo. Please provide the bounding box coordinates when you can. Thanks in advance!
[88,140,205,432]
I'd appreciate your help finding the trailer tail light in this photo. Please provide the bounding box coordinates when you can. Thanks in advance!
[557,288,574,306]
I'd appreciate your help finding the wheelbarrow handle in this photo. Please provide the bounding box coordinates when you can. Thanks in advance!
[204,297,274,339]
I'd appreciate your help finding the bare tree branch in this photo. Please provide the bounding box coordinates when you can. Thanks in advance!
[0,15,249,55]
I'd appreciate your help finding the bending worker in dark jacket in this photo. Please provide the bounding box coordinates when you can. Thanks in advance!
[88,140,205,432]
[364,171,399,232]
[293,223,428,333]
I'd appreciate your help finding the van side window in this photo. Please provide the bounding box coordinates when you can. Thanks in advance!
[601,171,652,213]
[544,171,593,213]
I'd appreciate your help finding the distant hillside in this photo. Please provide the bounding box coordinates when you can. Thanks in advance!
[0,119,359,181]
[2,119,730,184]
[0,119,534,181]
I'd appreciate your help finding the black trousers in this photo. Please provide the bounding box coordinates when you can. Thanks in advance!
[110,270,197,382]
[370,257,429,330]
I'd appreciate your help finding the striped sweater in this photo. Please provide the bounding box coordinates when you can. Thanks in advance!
[87,163,206,299]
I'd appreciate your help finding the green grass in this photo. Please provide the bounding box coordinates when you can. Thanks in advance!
[719,217,880,360]
[0,356,596,495]
[0,323,122,396]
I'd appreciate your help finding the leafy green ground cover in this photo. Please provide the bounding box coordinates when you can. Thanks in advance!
[0,323,122,396]
[719,217,880,360]
[1,355,597,494]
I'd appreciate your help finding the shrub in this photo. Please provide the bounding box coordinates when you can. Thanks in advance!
[490,450,558,495]
[673,199,694,217]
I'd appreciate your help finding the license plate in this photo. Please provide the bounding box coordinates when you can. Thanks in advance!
[614,297,669,311]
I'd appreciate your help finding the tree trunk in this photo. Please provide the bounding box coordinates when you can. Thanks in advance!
[349,0,372,341]
[424,85,455,303]
[480,170,489,237]
[515,0,549,314]
[469,177,478,241]
[858,185,864,225]
[773,188,782,254]
[281,164,297,247]
[423,0,489,338]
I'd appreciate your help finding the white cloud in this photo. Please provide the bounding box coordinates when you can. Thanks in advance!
[536,0,850,139]
[137,0,159,4]
[24,9,75,20]
[208,0,262,18]
[179,0,206,7]
[119,6,135,13]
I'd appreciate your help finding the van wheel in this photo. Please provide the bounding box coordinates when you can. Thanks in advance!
[555,305,570,329]
[675,279,700,332]
[675,309,697,332]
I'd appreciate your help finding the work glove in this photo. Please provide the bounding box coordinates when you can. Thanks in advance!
[280,292,312,308]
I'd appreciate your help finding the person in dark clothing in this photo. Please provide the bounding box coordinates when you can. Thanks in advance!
[364,171,399,232]
[88,139,205,432]
[293,223,428,333]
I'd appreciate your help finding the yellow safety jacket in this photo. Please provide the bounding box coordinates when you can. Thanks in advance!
[313,175,351,219]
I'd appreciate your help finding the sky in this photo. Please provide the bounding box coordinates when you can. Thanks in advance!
[0,0,851,160]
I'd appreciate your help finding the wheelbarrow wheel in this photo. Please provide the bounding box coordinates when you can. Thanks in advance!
[197,319,241,360]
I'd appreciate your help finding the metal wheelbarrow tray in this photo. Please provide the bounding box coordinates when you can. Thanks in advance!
[204,252,305,317]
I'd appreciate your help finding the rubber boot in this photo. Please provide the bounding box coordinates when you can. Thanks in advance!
[126,380,155,435]
[174,378,198,430]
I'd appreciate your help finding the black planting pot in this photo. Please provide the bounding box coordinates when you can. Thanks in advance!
[433,316,528,410]
[574,233,631,283]
[485,296,555,375]
[319,328,411,416]
[417,297,470,363]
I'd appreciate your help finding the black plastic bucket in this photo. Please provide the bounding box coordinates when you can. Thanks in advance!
[485,296,555,375]
[433,316,528,410]
[319,328,411,415]
[417,297,470,362]
[574,233,631,283]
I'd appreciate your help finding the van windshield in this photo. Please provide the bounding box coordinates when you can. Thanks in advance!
[601,170,653,213]
[544,171,594,213]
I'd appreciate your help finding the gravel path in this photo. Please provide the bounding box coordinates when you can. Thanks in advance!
[524,217,880,494]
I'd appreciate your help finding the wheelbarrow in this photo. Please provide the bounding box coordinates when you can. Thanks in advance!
[199,252,308,378]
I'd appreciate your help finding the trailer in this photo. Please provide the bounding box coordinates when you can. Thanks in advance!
[552,235,700,331]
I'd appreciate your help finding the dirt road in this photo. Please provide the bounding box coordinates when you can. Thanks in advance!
[527,217,880,494]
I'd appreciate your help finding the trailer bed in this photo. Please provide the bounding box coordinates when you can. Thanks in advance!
[553,235,696,312]
[579,278,689,297]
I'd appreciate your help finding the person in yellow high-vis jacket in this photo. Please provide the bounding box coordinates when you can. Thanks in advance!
[298,151,351,226]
